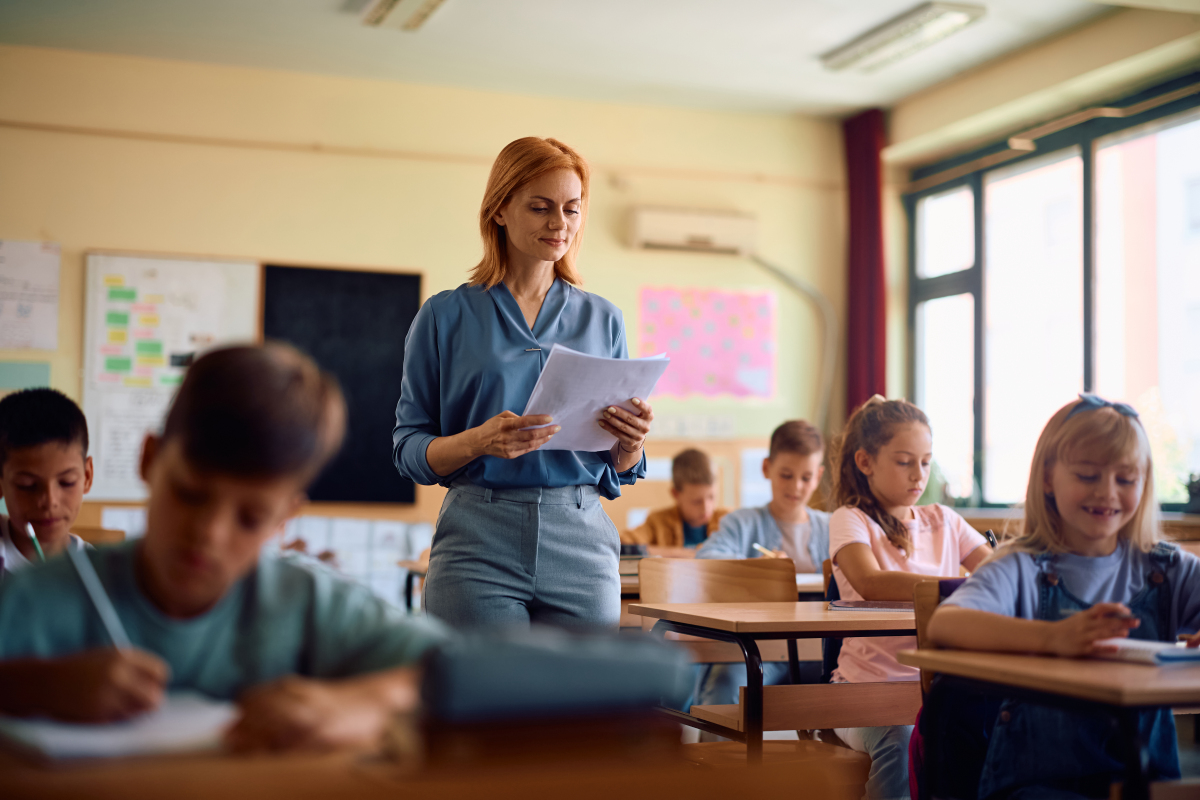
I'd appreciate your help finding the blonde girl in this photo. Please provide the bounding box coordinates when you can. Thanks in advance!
[829,396,990,800]
[926,395,1200,798]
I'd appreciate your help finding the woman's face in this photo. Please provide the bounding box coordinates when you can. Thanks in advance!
[494,168,583,268]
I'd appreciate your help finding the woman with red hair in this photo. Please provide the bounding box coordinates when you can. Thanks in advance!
[393,137,652,629]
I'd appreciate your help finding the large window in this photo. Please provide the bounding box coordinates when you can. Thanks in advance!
[907,74,1200,507]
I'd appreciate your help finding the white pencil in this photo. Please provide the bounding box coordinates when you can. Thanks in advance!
[752,543,780,558]
[66,546,132,650]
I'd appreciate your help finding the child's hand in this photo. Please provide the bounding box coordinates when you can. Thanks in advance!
[1183,632,1200,649]
[1046,603,1140,657]
[226,671,418,753]
[43,648,169,722]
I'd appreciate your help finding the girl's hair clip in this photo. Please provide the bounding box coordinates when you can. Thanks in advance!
[1065,393,1139,421]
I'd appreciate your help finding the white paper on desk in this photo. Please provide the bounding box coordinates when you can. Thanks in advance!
[0,692,236,759]
[521,344,669,452]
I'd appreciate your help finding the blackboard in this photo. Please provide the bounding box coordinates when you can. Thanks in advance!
[263,265,420,504]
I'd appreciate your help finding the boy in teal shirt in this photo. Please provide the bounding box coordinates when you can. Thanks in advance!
[0,344,446,751]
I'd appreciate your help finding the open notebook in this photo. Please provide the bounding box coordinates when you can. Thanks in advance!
[0,692,236,760]
[1092,638,1200,666]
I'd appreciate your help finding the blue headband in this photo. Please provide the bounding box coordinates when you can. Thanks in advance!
[1065,393,1139,421]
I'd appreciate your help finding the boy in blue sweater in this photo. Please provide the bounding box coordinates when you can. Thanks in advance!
[0,344,446,752]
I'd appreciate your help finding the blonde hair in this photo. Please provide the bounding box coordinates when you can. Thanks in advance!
[831,395,930,556]
[469,137,590,289]
[997,398,1160,557]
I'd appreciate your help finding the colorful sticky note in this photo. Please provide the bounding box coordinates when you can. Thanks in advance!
[107,329,127,344]
[160,374,182,386]
[108,287,137,302]
[137,314,159,327]
[105,356,132,373]
[135,340,162,356]
[103,275,125,286]
[136,356,165,368]
[142,294,164,304]
[123,376,152,388]
[106,311,129,327]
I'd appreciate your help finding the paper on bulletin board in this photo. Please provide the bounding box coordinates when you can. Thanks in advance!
[83,254,260,500]
[639,287,776,399]
[0,240,60,351]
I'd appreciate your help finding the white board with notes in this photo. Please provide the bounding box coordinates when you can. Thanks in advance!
[83,253,260,500]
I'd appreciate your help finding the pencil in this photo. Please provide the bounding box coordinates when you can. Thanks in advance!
[752,543,780,558]
[25,523,46,563]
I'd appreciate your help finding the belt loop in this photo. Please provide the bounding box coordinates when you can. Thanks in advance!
[576,485,583,509]
[484,487,493,504]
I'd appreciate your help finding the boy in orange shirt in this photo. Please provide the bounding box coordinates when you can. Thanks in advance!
[622,449,728,548]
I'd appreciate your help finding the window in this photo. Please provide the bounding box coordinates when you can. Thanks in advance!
[907,74,1200,507]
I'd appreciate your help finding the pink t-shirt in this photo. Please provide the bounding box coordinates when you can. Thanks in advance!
[830,504,987,683]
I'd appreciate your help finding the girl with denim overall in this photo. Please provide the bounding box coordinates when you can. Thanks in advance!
[927,395,1200,799]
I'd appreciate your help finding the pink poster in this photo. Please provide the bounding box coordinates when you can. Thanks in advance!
[639,287,776,398]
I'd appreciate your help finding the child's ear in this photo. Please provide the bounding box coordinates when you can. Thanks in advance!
[82,455,94,494]
[669,486,680,502]
[138,434,160,482]
[853,449,873,477]
[761,457,772,480]
[816,464,826,482]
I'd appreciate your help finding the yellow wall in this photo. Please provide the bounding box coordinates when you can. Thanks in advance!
[0,45,846,522]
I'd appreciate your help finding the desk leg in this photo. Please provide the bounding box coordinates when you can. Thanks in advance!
[786,639,801,685]
[1116,708,1149,800]
[740,636,765,765]
[403,571,416,613]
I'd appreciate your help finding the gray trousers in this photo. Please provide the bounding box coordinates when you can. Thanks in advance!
[423,479,621,630]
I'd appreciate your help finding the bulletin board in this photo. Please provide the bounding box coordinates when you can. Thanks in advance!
[82,253,261,500]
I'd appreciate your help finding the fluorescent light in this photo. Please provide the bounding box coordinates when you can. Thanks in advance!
[361,0,448,30]
[820,2,986,73]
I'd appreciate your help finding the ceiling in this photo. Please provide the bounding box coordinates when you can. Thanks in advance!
[0,0,1121,115]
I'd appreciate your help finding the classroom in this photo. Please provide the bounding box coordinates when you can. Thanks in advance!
[1,1,1199,798]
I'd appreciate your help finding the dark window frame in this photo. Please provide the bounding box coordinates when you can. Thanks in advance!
[905,71,1200,509]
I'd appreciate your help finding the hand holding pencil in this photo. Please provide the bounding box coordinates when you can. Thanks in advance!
[752,543,787,559]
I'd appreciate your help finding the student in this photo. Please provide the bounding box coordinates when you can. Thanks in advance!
[0,344,447,752]
[926,394,1200,799]
[695,420,830,567]
[0,389,92,577]
[829,396,989,800]
[691,420,831,713]
[622,448,728,548]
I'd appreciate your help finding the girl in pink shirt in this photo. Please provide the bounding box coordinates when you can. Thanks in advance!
[828,396,990,800]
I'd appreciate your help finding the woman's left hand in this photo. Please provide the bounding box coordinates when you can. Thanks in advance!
[600,398,653,470]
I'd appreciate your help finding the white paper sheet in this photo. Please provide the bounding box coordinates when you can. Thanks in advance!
[521,345,669,452]
[0,240,60,351]
[0,692,236,759]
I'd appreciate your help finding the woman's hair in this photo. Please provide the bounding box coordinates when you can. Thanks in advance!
[831,395,930,555]
[998,398,1159,556]
[470,137,591,289]
[161,343,346,484]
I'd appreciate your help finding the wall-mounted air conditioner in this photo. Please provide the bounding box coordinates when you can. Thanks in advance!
[629,207,757,256]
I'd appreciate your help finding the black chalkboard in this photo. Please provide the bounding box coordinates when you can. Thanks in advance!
[262,265,420,503]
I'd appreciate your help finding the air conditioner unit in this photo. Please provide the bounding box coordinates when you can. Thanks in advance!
[629,208,757,256]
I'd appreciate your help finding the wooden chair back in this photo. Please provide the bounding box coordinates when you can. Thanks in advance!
[821,559,833,596]
[913,580,940,695]
[638,558,796,632]
[70,526,125,546]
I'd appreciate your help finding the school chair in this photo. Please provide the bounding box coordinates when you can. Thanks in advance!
[69,526,125,547]
[820,559,842,684]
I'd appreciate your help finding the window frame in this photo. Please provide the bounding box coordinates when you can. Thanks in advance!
[905,71,1200,509]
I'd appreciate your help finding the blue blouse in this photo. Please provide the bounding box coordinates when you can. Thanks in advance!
[392,278,646,500]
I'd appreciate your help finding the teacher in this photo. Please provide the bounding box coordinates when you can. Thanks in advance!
[392,137,652,630]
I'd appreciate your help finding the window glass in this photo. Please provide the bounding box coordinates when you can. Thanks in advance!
[916,293,976,502]
[916,185,974,278]
[983,150,1084,504]
[1095,111,1200,502]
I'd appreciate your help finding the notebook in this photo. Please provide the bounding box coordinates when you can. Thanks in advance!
[0,692,236,760]
[1091,638,1200,666]
[828,600,914,612]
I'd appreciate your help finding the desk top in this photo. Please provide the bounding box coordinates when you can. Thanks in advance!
[627,601,916,634]
[897,649,1200,707]
[620,572,825,595]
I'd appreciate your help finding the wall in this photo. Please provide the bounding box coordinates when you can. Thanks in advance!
[0,45,846,525]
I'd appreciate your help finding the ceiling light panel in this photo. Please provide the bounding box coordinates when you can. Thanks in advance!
[820,2,986,74]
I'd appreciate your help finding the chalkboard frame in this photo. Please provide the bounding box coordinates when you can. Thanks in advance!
[261,263,421,505]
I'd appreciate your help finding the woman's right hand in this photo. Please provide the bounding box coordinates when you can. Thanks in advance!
[1045,603,1140,657]
[471,411,560,460]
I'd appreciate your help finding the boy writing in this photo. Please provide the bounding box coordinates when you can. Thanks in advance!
[0,344,447,752]
[621,448,728,548]
[0,389,92,577]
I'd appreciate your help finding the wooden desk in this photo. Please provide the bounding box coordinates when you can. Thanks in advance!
[630,602,917,763]
[898,649,1200,800]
